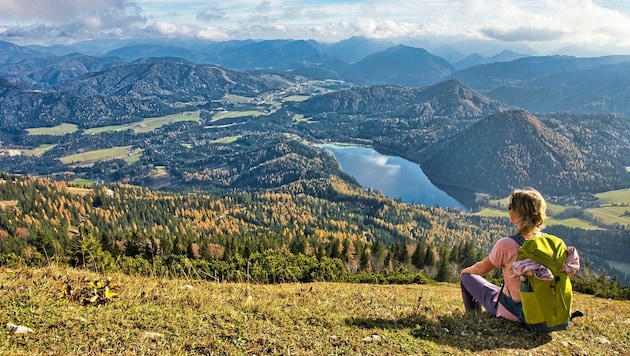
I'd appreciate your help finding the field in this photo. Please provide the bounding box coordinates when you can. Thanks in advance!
[19,144,56,157]
[283,95,310,102]
[476,190,630,230]
[82,112,201,135]
[0,265,627,355]
[70,178,97,186]
[25,123,78,136]
[211,109,267,121]
[60,146,140,165]
[210,135,240,144]
[587,188,630,226]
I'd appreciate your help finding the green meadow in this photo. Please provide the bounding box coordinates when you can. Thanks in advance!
[26,123,78,136]
[82,111,201,135]
[283,95,310,102]
[594,188,630,203]
[210,135,240,144]
[60,146,141,165]
[20,144,57,157]
[24,113,200,137]
[211,110,266,121]
[475,190,630,230]
[212,94,281,122]
[70,178,97,186]
[587,188,630,227]
[222,93,252,103]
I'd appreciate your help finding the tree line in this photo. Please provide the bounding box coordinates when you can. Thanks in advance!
[0,172,627,299]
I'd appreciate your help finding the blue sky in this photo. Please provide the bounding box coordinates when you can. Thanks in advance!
[1,0,630,55]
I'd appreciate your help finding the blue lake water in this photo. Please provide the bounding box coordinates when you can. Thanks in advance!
[321,144,466,210]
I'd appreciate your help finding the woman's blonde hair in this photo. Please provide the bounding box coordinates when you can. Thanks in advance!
[509,188,547,234]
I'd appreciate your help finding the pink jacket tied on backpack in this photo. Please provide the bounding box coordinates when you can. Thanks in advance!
[512,246,580,280]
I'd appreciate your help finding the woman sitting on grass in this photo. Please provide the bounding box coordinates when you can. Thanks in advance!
[459,188,547,322]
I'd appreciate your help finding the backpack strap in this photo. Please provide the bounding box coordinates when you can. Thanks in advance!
[508,234,525,246]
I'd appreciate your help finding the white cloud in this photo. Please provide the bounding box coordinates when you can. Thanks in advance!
[462,0,630,48]
[1,0,630,53]
[0,0,145,43]
[147,21,195,37]
[197,27,230,41]
[0,0,142,23]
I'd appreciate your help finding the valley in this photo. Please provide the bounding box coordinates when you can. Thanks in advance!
[13,89,629,232]
[4,2,630,353]
[0,38,629,287]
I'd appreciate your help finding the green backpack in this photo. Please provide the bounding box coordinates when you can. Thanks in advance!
[504,234,573,332]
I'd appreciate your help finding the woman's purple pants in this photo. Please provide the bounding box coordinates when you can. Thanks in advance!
[460,273,499,316]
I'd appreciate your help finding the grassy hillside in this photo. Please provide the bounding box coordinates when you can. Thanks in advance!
[1,266,627,355]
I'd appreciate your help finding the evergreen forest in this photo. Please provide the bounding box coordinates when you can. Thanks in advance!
[0,173,627,299]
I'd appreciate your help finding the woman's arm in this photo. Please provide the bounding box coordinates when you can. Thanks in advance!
[460,257,496,276]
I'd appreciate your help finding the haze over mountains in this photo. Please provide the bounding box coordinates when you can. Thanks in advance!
[0,36,629,199]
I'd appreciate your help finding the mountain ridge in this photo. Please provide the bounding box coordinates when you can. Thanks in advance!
[4,38,630,115]
[420,110,628,195]
[341,44,455,87]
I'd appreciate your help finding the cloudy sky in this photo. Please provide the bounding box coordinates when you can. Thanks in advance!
[2,0,630,54]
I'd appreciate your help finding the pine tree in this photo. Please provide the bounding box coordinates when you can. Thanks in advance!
[359,247,369,271]
[460,241,477,268]
[423,245,436,269]
[436,246,452,282]
[341,239,351,262]
[289,236,307,255]
[411,242,425,269]
[69,232,114,272]
[327,238,341,259]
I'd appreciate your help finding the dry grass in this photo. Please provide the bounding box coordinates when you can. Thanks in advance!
[0,265,628,355]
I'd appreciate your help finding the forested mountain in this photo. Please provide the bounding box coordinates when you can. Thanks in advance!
[0,172,507,282]
[341,45,455,87]
[318,36,396,63]
[105,44,210,64]
[289,80,510,155]
[0,82,176,129]
[453,49,529,70]
[56,61,289,103]
[0,169,627,287]
[487,62,630,115]
[0,53,123,87]
[4,39,630,117]
[0,61,627,202]
[448,55,630,92]
[0,40,48,64]
[291,80,504,119]
[0,61,290,129]
[419,110,630,195]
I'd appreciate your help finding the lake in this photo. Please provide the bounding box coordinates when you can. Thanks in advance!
[321,144,466,210]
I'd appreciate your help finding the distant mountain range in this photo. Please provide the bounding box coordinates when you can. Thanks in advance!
[0,38,629,197]
[0,61,289,129]
[3,38,630,115]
